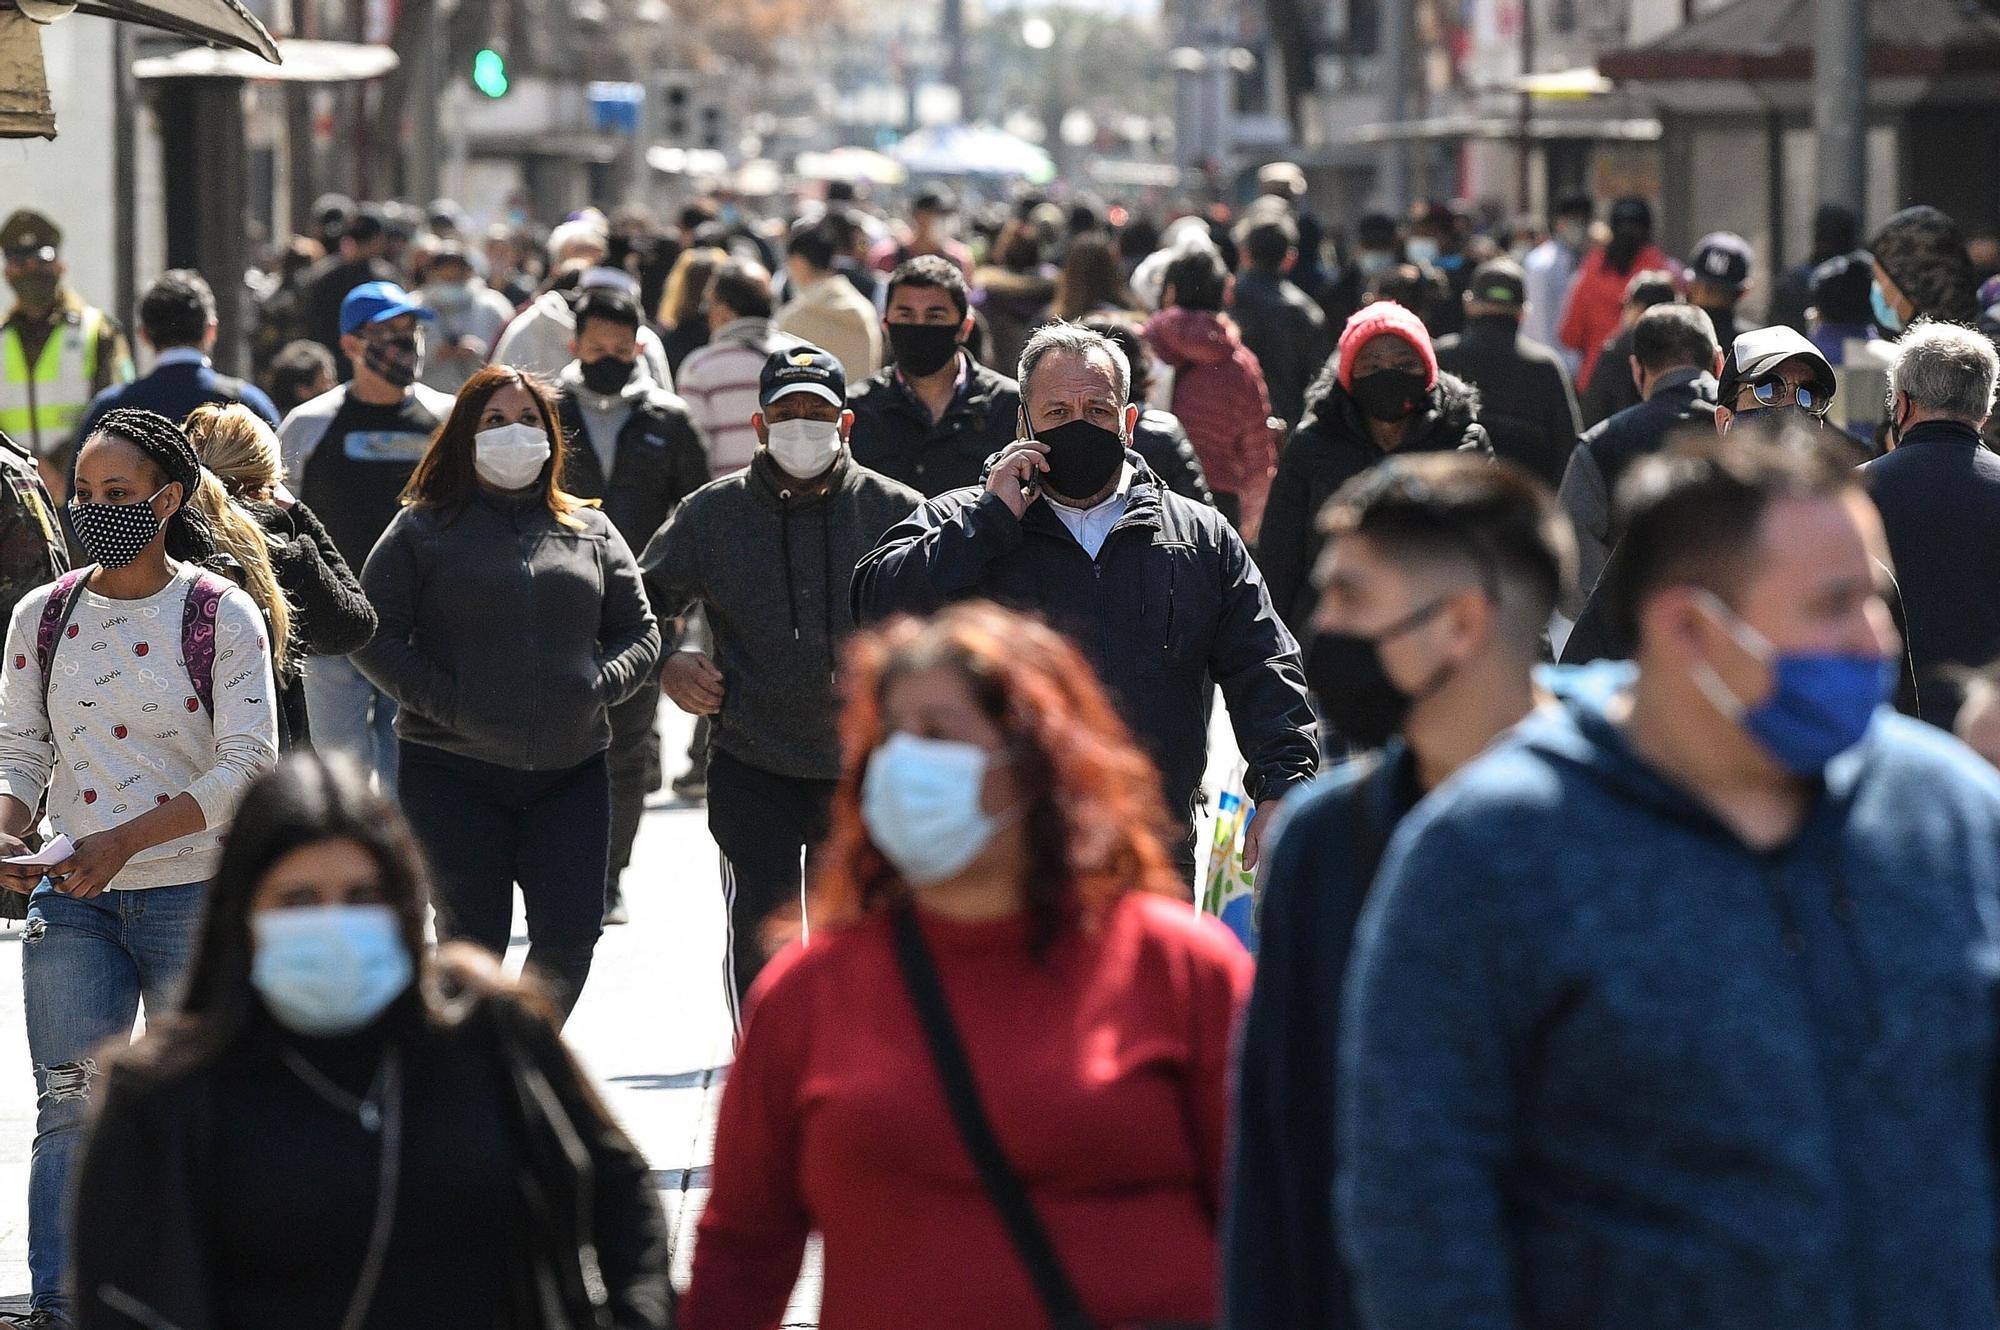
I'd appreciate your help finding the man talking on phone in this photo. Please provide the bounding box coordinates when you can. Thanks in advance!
[853,322,1317,877]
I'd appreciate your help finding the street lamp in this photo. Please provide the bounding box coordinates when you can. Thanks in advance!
[1022,15,1054,50]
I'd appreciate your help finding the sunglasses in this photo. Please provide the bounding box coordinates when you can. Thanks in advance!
[1744,376,1831,418]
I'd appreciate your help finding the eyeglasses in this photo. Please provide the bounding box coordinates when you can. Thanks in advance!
[1744,376,1831,418]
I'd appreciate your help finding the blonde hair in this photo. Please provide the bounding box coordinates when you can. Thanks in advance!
[184,403,283,502]
[658,246,726,329]
[185,466,295,679]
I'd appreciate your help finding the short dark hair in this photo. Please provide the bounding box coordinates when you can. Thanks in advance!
[1631,303,1718,375]
[1318,453,1576,652]
[787,218,839,273]
[707,259,773,321]
[1238,215,1297,270]
[1077,314,1152,405]
[1553,193,1594,223]
[139,269,216,348]
[1624,268,1680,309]
[1162,247,1228,311]
[1607,431,1858,652]
[573,287,642,337]
[269,339,335,407]
[885,254,970,320]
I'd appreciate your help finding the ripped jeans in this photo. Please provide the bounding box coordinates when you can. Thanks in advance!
[22,879,206,1313]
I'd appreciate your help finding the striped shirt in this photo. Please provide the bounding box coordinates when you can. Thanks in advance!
[675,319,802,476]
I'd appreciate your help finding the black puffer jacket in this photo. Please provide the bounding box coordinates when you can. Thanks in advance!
[851,454,1317,825]
[1258,365,1491,635]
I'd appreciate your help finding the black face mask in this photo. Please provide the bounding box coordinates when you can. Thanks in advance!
[1726,404,1823,442]
[1036,418,1126,501]
[362,333,421,388]
[1351,368,1427,423]
[580,355,636,395]
[1305,598,1453,749]
[888,322,961,378]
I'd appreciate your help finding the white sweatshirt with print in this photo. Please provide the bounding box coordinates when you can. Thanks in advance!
[0,564,280,889]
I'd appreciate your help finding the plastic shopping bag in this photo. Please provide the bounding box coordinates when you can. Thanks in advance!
[1201,777,1258,953]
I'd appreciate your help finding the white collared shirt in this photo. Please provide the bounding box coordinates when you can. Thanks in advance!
[1047,462,1134,559]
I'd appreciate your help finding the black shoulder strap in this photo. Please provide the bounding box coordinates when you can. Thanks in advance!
[889,907,1096,1330]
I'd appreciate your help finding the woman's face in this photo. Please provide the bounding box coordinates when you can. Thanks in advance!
[72,436,175,519]
[252,837,392,916]
[879,664,1022,816]
[477,381,547,435]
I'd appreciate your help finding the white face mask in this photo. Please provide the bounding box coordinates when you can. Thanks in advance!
[765,416,842,480]
[861,733,1015,886]
[474,421,552,489]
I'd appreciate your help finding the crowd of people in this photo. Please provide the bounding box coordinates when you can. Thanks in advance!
[0,166,1995,1329]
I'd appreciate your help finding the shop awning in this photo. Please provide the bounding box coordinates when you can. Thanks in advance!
[132,37,394,81]
[1337,113,1662,145]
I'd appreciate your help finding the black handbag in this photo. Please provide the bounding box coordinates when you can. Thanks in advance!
[890,905,1211,1330]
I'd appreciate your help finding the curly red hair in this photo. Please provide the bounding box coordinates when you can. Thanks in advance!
[811,602,1183,954]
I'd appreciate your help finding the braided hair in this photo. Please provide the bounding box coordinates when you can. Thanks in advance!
[84,408,217,562]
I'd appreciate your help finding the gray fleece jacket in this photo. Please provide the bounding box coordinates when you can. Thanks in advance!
[355,490,660,771]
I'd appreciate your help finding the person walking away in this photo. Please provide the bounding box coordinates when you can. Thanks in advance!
[73,271,279,453]
[1769,204,1859,333]
[355,366,659,1019]
[0,408,279,1328]
[181,468,297,743]
[1231,210,1334,431]
[1577,268,1682,428]
[1227,454,1574,1330]
[867,185,975,281]
[1558,196,1673,390]
[278,282,452,793]
[298,205,399,378]
[853,323,1317,876]
[69,754,674,1330]
[656,246,727,380]
[1809,252,1892,447]
[1079,315,1215,505]
[1685,231,1754,354]
[680,603,1252,1329]
[415,242,517,394]
[1557,303,1721,604]
[847,256,1022,498]
[1143,248,1279,537]
[1258,300,1491,641]
[1869,205,1995,451]
[1522,194,1592,375]
[0,210,135,499]
[494,262,673,388]
[1052,232,1139,323]
[265,340,335,418]
[1860,321,2000,727]
[676,259,799,476]
[773,218,883,383]
[554,289,709,925]
[1339,430,2000,1330]
[185,403,376,754]
[972,221,1057,379]
[1434,257,1581,489]
[641,345,922,1021]
[1403,202,1471,337]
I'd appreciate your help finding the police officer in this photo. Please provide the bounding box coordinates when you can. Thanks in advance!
[0,210,134,499]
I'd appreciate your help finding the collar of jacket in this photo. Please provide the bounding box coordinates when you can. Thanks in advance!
[1018,449,1164,540]
[1461,312,1522,341]
[887,352,994,422]
[3,285,86,331]
[713,316,775,348]
[1652,368,1718,404]
[1896,417,1983,449]
[750,450,849,508]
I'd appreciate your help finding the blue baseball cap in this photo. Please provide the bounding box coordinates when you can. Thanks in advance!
[339,280,435,336]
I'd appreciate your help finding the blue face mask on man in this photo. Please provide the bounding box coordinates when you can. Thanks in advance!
[1689,590,1893,776]
[1870,277,1906,336]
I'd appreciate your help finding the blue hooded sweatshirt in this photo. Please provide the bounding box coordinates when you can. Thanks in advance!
[1339,678,2000,1330]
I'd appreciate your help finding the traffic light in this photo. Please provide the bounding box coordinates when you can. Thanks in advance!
[471,47,509,99]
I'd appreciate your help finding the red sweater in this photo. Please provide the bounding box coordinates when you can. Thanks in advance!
[681,892,1254,1330]
[1557,241,1675,386]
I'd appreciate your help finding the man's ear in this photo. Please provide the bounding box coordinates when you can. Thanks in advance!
[1714,404,1734,436]
[957,313,974,342]
[1710,348,1725,379]
[1123,402,1141,438]
[839,409,856,443]
[752,411,769,447]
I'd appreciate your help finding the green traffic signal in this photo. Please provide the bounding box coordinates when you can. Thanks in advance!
[472,48,509,98]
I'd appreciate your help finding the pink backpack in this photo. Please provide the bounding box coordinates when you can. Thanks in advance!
[34,567,230,713]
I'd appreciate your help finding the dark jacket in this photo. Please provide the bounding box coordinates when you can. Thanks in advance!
[1132,407,1214,506]
[1578,323,1640,428]
[75,358,279,449]
[1341,673,2000,1330]
[1434,314,1581,489]
[846,354,1023,498]
[70,992,674,1330]
[1259,365,1491,636]
[1557,368,1719,601]
[355,494,660,771]
[642,453,923,782]
[1861,418,2000,727]
[851,455,1318,822]
[244,497,378,750]
[973,267,1056,379]
[1232,268,1334,427]
[1226,743,1419,1330]
[556,369,712,553]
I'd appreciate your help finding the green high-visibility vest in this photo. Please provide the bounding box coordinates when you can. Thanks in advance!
[0,307,102,458]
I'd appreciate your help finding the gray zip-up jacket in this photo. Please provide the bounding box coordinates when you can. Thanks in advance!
[640,453,923,781]
[355,491,660,771]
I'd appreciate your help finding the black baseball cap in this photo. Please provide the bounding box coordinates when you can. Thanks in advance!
[1467,258,1526,307]
[1688,231,1753,293]
[759,343,846,408]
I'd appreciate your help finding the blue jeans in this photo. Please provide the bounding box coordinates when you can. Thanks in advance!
[22,880,207,1312]
[303,653,400,797]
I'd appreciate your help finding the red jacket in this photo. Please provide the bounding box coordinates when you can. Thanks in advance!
[1143,308,1277,528]
[1558,242,1675,386]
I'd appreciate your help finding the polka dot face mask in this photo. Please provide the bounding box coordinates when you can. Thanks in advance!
[69,484,170,569]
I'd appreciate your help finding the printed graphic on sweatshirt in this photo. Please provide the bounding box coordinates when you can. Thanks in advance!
[341,430,434,463]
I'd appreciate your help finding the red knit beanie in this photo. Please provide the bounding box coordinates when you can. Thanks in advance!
[1337,300,1439,392]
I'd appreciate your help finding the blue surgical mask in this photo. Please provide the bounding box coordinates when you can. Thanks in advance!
[861,733,1016,886]
[1690,591,1893,776]
[1870,278,1905,336]
[1405,237,1441,267]
[252,904,414,1037]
